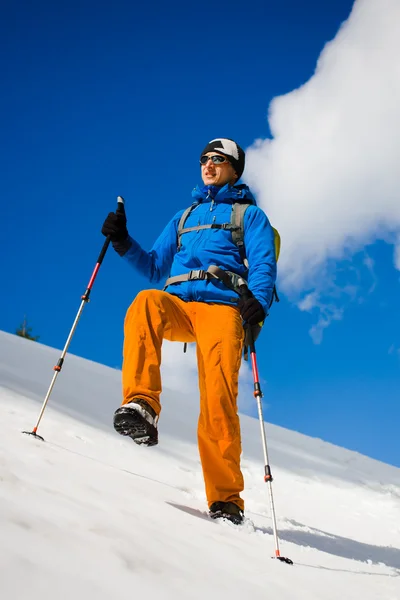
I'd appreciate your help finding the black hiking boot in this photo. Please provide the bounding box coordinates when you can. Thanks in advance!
[113,399,158,446]
[209,501,244,525]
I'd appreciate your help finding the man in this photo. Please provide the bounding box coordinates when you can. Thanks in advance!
[102,138,277,524]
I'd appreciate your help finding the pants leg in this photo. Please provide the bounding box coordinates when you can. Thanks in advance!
[193,303,245,510]
[122,289,195,416]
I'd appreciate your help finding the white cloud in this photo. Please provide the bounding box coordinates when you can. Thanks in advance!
[363,252,377,294]
[245,0,400,309]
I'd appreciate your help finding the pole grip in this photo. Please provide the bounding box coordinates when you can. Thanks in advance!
[96,236,111,265]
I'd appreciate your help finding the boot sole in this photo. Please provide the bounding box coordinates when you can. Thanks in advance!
[209,510,244,525]
[113,407,158,447]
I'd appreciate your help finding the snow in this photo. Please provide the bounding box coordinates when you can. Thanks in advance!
[0,330,399,599]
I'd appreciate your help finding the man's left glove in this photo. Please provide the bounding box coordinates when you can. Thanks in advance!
[238,295,265,326]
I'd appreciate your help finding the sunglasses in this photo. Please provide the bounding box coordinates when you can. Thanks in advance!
[200,154,229,165]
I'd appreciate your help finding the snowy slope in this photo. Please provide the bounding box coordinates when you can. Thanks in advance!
[0,330,399,600]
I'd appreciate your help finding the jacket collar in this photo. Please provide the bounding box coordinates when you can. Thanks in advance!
[191,183,256,205]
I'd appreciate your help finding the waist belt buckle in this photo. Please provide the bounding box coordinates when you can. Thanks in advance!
[188,269,207,281]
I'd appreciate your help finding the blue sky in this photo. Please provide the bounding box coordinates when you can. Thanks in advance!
[1,0,399,467]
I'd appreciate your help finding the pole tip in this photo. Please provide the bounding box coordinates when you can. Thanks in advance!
[117,196,125,205]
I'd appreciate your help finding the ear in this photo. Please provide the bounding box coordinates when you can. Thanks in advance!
[229,174,239,186]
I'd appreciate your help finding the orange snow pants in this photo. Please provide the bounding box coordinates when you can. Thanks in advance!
[122,289,245,510]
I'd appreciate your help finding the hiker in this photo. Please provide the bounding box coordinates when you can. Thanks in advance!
[101,138,277,524]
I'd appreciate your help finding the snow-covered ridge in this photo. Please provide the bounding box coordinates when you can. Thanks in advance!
[1,330,399,599]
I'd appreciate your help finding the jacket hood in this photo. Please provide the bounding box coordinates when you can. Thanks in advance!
[192,183,257,206]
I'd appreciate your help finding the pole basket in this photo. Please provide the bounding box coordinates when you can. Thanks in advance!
[22,430,45,442]
[275,555,294,565]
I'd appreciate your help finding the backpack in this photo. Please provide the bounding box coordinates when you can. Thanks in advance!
[168,202,280,306]
[167,201,280,358]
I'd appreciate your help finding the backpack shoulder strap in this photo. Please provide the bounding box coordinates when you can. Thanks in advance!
[232,203,281,263]
[230,203,249,247]
[231,203,250,266]
[177,204,197,250]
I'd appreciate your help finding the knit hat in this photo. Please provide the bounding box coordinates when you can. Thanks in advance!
[200,138,245,180]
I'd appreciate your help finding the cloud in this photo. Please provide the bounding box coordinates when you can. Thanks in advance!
[362,252,377,295]
[296,249,377,340]
[245,0,400,313]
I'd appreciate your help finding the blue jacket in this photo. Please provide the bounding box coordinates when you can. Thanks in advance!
[122,183,277,315]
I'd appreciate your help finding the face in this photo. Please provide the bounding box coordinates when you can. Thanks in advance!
[201,152,238,186]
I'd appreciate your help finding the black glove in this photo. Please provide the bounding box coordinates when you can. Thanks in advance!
[101,208,128,242]
[238,295,265,326]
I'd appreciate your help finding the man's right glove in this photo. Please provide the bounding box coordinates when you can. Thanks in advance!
[101,208,128,242]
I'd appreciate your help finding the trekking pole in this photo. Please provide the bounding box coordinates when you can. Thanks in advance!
[239,283,293,565]
[22,196,125,442]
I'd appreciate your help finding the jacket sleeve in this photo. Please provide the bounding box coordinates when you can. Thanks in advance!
[243,206,277,315]
[121,210,183,283]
